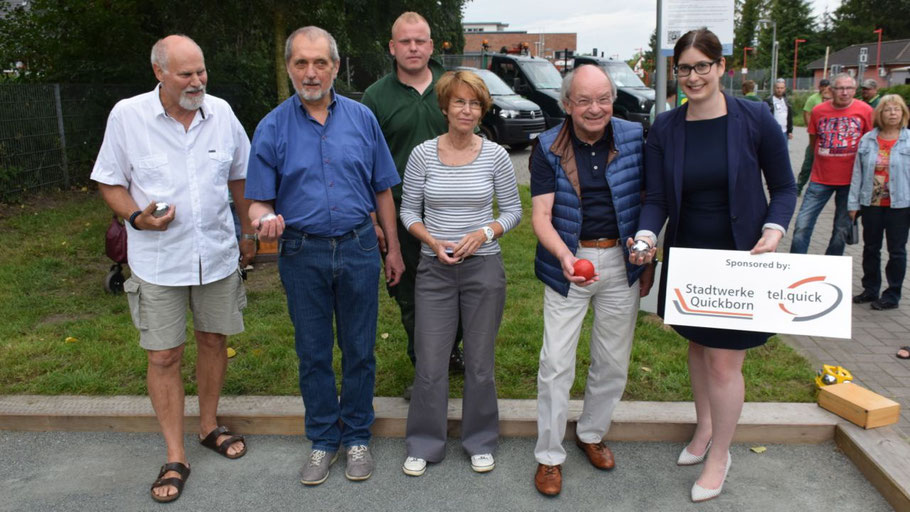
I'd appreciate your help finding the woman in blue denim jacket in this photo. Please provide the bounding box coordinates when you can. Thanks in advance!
[848,94,910,313]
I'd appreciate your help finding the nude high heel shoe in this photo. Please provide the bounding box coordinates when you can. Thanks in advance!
[677,439,712,466]
[690,451,731,503]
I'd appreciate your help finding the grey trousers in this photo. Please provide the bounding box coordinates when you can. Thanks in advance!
[405,253,506,461]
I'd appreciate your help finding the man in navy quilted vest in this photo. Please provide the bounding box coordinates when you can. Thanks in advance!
[529,65,654,496]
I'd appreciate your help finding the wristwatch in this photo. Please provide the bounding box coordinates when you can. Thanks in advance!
[241,233,258,241]
[481,225,494,243]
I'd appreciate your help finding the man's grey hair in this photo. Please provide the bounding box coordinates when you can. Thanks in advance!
[559,64,617,112]
[775,78,786,85]
[150,35,202,72]
[285,26,340,64]
[832,72,856,87]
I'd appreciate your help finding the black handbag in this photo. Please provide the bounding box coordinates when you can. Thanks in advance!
[845,213,860,245]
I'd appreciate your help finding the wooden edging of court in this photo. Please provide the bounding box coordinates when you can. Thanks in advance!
[0,395,907,508]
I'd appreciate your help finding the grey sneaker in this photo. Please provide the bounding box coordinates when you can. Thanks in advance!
[345,444,374,481]
[300,449,338,486]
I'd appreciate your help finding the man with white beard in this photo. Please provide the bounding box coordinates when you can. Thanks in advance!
[91,35,255,503]
[245,26,404,486]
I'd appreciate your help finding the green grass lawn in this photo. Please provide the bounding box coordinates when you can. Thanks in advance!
[0,187,816,402]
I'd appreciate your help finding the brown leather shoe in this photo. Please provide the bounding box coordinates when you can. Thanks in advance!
[534,463,562,496]
[575,437,615,470]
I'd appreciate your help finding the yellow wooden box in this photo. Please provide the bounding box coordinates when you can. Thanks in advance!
[817,382,900,429]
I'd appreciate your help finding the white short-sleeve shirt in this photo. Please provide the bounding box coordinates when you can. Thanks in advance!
[91,85,251,286]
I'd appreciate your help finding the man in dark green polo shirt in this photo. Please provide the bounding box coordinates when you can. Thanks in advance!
[362,12,463,393]
[861,79,881,109]
[742,80,761,101]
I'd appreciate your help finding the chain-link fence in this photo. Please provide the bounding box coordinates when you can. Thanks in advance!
[0,83,147,201]
[0,83,260,202]
[720,70,816,96]
[0,71,820,202]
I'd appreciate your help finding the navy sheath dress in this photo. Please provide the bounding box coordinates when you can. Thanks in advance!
[662,115,773,349]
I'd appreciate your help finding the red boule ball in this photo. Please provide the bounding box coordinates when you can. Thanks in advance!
[573,259,595,280]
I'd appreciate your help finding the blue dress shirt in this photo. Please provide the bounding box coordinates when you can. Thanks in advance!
[245,91,400,237]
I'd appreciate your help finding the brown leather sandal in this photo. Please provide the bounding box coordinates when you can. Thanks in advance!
[200,425,247,459]
[150,462,190,503]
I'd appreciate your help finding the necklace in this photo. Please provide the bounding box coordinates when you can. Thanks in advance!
[444,134,477,152]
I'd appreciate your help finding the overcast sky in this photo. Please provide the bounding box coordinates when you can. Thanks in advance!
[462,0,842,60]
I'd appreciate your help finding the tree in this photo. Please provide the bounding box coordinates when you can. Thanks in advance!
[733,0,766,68]
[829,0,910,51]
[0,0,467,131]
[754,0,821,82]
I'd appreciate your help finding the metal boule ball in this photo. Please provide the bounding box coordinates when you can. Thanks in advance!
[152,202,170,218]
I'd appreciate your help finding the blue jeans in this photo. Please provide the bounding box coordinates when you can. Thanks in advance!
[789,182,851,255]
[278,220,380,451]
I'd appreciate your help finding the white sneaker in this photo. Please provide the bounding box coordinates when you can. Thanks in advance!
[470,454,495,473]
[402,456,427,476]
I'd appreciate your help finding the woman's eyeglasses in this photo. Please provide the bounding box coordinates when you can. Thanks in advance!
[451,99,482,111]
[675,60,720,77]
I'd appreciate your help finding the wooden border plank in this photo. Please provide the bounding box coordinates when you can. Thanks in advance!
[835,423,910,512]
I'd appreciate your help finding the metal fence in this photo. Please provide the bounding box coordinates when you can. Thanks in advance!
[720,70,816,95]
[0,73,821,202]
[0,83,148,201]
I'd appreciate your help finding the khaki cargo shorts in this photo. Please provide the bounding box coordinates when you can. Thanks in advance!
[123,269,246,351]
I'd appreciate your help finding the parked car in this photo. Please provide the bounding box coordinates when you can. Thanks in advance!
[454,66,546,150]
[488,53,566,130]
[571,56,655,131]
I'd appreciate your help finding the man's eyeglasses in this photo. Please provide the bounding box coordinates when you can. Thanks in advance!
[675,60,720,77]
[832,86,856,92]
[451,98,482,110]
[570,96,613,108]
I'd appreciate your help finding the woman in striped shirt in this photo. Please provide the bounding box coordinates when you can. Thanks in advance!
[399,70,522,477]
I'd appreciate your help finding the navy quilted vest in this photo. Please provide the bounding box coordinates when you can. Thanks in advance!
[534,118,645,296]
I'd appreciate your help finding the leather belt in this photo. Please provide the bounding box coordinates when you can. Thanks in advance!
[579,238,619,249]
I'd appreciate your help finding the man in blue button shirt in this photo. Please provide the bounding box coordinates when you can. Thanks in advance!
[245,26,404,486]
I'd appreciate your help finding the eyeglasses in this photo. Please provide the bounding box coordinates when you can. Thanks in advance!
[451,98,482,110]
[832,86,856,92]
[882,106,903,114]
[675,60,720,77]
[570,96,613,108]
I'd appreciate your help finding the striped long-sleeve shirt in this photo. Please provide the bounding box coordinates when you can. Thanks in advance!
[400,137,522,257]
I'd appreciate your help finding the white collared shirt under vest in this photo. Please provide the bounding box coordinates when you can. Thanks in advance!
[91,85,251,287]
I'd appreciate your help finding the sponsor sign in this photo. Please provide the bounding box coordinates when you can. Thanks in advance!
[664,248,852,339]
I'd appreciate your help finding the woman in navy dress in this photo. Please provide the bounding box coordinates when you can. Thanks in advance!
[629,29,796,502]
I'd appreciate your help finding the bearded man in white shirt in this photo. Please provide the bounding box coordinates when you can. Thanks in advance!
[91,35,255,504]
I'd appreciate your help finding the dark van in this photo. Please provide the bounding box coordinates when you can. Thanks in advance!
[454,66,546,150]
[488,54,566,130]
